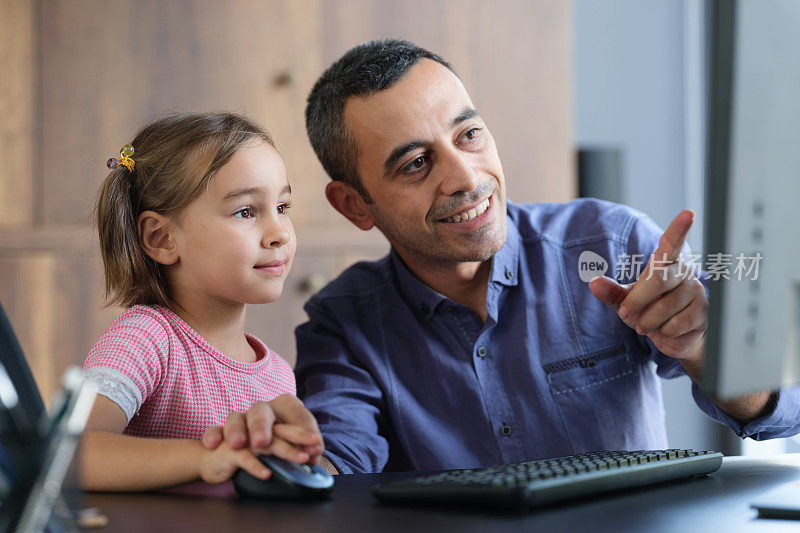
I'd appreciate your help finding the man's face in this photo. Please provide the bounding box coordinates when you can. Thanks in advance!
[344,59,508,268]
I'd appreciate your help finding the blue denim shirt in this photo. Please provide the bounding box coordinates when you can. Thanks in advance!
[295,199,800,474]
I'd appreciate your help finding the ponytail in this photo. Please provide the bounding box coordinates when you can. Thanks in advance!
[96,167,149,307]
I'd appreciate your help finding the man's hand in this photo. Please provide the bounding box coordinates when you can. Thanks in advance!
[589,210,707,364]
[201,395,324,465]
[589,210,777,422]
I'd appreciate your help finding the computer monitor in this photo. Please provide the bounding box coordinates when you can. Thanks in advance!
[702,0,800,399]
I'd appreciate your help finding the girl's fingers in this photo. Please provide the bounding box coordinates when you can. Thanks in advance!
[245,402,276,449]
[236,449,271,480]
[222,411,248,450]
[201,425,224,450]
[201,446,270,485]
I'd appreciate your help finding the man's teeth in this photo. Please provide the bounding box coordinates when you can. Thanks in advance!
[443,198,490,223]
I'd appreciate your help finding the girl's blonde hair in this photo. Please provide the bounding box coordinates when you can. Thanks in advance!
[96,112,274,308]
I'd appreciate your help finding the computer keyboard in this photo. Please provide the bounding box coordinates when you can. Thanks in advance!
[373,449,723,511]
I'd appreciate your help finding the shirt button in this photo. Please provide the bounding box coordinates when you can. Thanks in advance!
[505,270,515,280]
[420,304,429,314]
[476,346,488,358]
[500,424,513,436]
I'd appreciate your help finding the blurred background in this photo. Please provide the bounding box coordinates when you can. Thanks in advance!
[0,0,789,456]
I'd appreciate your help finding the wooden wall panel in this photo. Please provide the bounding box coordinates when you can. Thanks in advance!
[40,0,328,227]
[39,0,573,226]
[0,0,35,226]
[0,254,56,402]
[51,254,122,386]
[0,244,117,403]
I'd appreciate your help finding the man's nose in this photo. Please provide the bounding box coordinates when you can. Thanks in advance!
[438,148,481,196]
[261,216,291,248]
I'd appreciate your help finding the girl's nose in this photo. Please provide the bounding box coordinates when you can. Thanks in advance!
[262,218,291,248]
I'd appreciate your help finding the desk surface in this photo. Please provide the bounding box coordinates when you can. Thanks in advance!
[86,455,800,532]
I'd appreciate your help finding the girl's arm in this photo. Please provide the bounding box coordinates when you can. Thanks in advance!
[80,395,271,491]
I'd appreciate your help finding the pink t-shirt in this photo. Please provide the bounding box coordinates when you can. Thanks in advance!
[82,304,296,440]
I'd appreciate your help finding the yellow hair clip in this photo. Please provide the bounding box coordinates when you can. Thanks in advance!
[107,144,135,172]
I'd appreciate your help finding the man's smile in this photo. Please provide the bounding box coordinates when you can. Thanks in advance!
[440,197,491,224]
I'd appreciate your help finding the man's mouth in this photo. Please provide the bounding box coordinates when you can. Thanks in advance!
[440,198,491,224]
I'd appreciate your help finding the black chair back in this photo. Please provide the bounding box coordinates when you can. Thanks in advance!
[0,302,45,434]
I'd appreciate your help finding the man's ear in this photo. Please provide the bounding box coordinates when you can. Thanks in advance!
[325,181,375,231]
[137,211,179,265]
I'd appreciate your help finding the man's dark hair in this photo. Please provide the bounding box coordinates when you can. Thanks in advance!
[305,39,454,202]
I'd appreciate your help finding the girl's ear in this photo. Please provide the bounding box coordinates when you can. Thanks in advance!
[325,181,376,231]
[137,211,179,265]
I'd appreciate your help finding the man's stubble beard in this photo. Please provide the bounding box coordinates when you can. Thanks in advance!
[367,200,508,268]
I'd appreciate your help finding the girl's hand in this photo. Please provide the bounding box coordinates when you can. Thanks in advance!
[201,395,324,464]
[198,440,271,485]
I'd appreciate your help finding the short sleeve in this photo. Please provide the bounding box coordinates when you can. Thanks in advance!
[82,309,170,420]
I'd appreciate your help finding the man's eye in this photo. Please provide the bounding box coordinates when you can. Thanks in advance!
[234,207,255,219]
[462,128,481,141]
[402,155,428,173]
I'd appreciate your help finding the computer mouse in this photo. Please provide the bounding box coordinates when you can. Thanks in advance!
[233,454,334,500]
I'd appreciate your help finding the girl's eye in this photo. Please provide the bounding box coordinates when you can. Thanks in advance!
[277,201,292,215]
[234,207,255,219]
[401,154,429,174]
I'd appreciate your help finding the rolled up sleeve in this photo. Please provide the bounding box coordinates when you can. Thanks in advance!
[631,212,800,440]
[690,384,800,440]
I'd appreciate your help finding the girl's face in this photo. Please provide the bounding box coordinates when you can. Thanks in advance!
[167,140,296,308]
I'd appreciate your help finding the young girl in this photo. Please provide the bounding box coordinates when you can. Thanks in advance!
[81,112,323,491]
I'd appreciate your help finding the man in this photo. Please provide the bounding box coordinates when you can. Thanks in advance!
[290,39,800,474]
[205,40,799,474]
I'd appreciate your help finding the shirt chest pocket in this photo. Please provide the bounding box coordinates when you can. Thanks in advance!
[543,343,645,452]
[545,344,633,395]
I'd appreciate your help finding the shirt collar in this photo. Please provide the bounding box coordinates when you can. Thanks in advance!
[390,208,521,319]
[391,250,447,320]
[489,209,521,287]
